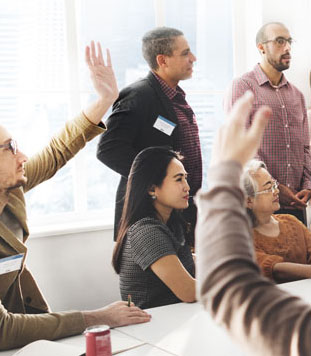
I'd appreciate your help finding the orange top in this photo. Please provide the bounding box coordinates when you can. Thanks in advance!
[253,214,311,280]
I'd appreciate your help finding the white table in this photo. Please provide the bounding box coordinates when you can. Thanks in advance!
[2,278,311,356]
[116,302,244,356]
[0,329,171,356]
[278,278,311,303]
[115,278,311,356]
[56,332,173,356]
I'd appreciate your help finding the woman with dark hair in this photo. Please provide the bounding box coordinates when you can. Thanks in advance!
[112,146,195,309]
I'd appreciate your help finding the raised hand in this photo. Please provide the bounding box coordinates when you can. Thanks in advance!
[83,41,119,124]
[85,41,118,106]
[211,91,272,167]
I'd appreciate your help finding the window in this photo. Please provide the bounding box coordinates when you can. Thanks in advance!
[0,0,233,231]
[0,0,75,224]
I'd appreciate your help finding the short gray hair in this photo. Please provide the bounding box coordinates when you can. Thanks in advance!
[241,159,267,227]
[256,22,287,45]
[142,27,183,70]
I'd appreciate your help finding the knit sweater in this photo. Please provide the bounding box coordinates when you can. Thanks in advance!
[253,214,311,280]
[119,217,194,309]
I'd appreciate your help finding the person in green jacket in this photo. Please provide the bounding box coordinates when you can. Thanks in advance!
[0,41,150,351]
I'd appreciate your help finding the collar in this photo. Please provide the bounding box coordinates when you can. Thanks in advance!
[151,71,186,100]
[254,63,288,88]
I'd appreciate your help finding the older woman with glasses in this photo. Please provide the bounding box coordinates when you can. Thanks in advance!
[242,159,311,283]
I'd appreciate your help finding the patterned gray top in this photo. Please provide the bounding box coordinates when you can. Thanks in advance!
[119,217,194,309]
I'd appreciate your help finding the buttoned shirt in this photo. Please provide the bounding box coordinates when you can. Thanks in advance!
[224,64,311,192]
[153,72,202,194]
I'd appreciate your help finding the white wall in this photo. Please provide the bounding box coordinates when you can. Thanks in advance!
[26,228,120,312]
[232,0,311,106]
[262,0,311,106]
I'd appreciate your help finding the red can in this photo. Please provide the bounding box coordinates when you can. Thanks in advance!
[84,325,112,356]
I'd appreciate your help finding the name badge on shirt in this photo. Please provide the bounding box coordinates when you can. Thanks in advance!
[153,115,176,136]
[0,253,24,275]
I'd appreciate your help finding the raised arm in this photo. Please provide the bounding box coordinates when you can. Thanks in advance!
[24,42,117,191]
[196,92,311,355]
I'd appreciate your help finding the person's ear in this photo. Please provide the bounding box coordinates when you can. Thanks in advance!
[257,43,265,55]
[156,54,167,68]
[246,196,254,209]
[148,185,157,200]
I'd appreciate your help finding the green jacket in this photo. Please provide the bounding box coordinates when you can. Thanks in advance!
[0,113,105,350]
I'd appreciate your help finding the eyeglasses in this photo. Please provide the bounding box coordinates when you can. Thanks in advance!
[256,180,279,195]
[0,139,18,155]
[262,37,294,48]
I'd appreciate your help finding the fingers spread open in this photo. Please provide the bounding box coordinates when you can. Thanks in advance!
[106,48,112,67]
[90,40,98,66]
[96,42,104,65]
[85,46,91,67]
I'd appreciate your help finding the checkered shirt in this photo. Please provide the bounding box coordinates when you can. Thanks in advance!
[224,64,311,192]
[153,72,202,194]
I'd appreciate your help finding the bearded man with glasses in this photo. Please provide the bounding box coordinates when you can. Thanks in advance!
[225,22,311,225]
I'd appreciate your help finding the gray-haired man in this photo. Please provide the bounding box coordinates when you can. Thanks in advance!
[97,27,202,243]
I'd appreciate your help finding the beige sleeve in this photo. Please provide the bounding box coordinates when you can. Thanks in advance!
[24,112,105,193]
[0,299,85,350]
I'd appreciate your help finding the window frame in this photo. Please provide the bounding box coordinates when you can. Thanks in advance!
[28,0,236,235]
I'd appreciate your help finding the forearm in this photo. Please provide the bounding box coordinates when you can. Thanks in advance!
[25,112,104,192]
[83,98,114,126]
[151,255,196,303]
[273,262,311,282]
[177,278,196,303]
[0,304,85,350]
[169,274,196,303]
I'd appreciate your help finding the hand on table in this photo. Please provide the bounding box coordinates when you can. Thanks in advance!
[83,301,151,328]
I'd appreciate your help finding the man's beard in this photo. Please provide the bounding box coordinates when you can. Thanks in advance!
[7,177,27,191]
[268,55,290,72]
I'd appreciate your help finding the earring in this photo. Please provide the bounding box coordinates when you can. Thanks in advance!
[151,195,156,200]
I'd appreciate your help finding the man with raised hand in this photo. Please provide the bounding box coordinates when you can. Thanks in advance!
[0,41,150,351]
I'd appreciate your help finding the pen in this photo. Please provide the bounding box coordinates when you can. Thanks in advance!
[127,294,132,307]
